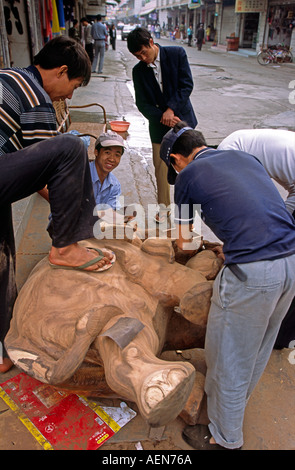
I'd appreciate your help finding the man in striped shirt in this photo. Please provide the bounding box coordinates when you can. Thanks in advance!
[0,37,110,373]
[0,65,58,154]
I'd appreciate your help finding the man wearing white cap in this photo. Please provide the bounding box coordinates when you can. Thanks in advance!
[89,131,125,211]
[89,131,136,226]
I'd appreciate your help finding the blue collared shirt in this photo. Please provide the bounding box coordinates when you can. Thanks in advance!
[89,160,121,210]
[91,21,107,40]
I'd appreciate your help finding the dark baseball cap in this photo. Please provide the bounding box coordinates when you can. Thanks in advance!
[160,126,192,184]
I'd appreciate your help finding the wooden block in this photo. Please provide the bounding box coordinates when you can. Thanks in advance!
[179,371,205,425]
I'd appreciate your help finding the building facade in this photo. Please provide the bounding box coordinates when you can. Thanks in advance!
[0,0,294,69]
[115,0,295,53]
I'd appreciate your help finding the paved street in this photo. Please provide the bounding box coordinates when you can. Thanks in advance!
[72,35,294,237]
[1,35,295,452]
[84,35,295,146]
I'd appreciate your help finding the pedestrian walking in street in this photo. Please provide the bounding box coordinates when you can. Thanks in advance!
[155,24,161,39]
[0,37,110,373]
[91,14,108,73]
[187,25,193,46]
[81,17,94,63]
[206,25,211,41]
[179,22,185,42]
[218,128,295,350]
[127,27,197,223]
[196,23,205,50]
[69,19,81,42]
[160,121,295,450]
[109,23,116,51]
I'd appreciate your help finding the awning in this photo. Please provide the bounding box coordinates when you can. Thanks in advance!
[140,6,156,15]
[140,0,157,16]
[118,0,129,7]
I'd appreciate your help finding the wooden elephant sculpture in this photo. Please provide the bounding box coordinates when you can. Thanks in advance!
[5,236,223,427]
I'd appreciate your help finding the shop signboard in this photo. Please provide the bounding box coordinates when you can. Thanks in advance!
[235,0,267,13]
[188,0,202,10]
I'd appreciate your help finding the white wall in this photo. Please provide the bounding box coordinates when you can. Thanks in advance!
[220,5,237,44]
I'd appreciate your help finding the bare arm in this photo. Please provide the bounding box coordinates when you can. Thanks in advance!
[38,186,49,202]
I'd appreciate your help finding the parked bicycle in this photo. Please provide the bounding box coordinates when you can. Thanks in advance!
[257,44,293,65]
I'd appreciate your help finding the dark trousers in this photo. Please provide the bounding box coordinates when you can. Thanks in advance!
[0,134,97,356]
[0,205,17,359]
[274,209,295,349]
[197,39,203,50]
[85,43,94,63]
[274,296,295,349]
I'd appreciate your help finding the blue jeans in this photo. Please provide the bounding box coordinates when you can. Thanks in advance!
[205,255,295,449]
[92,40,105,73]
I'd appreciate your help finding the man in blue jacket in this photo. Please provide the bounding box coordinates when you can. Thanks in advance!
[127,27,197,223]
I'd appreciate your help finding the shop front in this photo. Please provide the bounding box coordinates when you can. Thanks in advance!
[0,0,79,69]
[267,0,295,47]
[235,0,295,49]
[139,0,157,28]
[235,0,268,49]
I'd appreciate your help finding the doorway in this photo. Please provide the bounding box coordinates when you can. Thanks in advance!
[242,12,259,48]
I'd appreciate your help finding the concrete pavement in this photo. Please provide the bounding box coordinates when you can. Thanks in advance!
[1,38,295,451]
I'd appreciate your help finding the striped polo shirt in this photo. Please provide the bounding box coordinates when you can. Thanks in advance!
[0,65,58,155]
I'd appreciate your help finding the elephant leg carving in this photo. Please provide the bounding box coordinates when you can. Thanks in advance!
[98,316,195,426]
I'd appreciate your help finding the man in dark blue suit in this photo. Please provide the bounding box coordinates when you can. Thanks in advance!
[127,28,197,223]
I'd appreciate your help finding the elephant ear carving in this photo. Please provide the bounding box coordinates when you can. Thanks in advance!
[6,305,126,385]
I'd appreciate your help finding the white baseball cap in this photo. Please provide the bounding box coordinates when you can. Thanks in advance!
[95,130,125,149]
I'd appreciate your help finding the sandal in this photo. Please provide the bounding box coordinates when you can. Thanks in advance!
[182,424,227,450]
[49,247,116,273]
